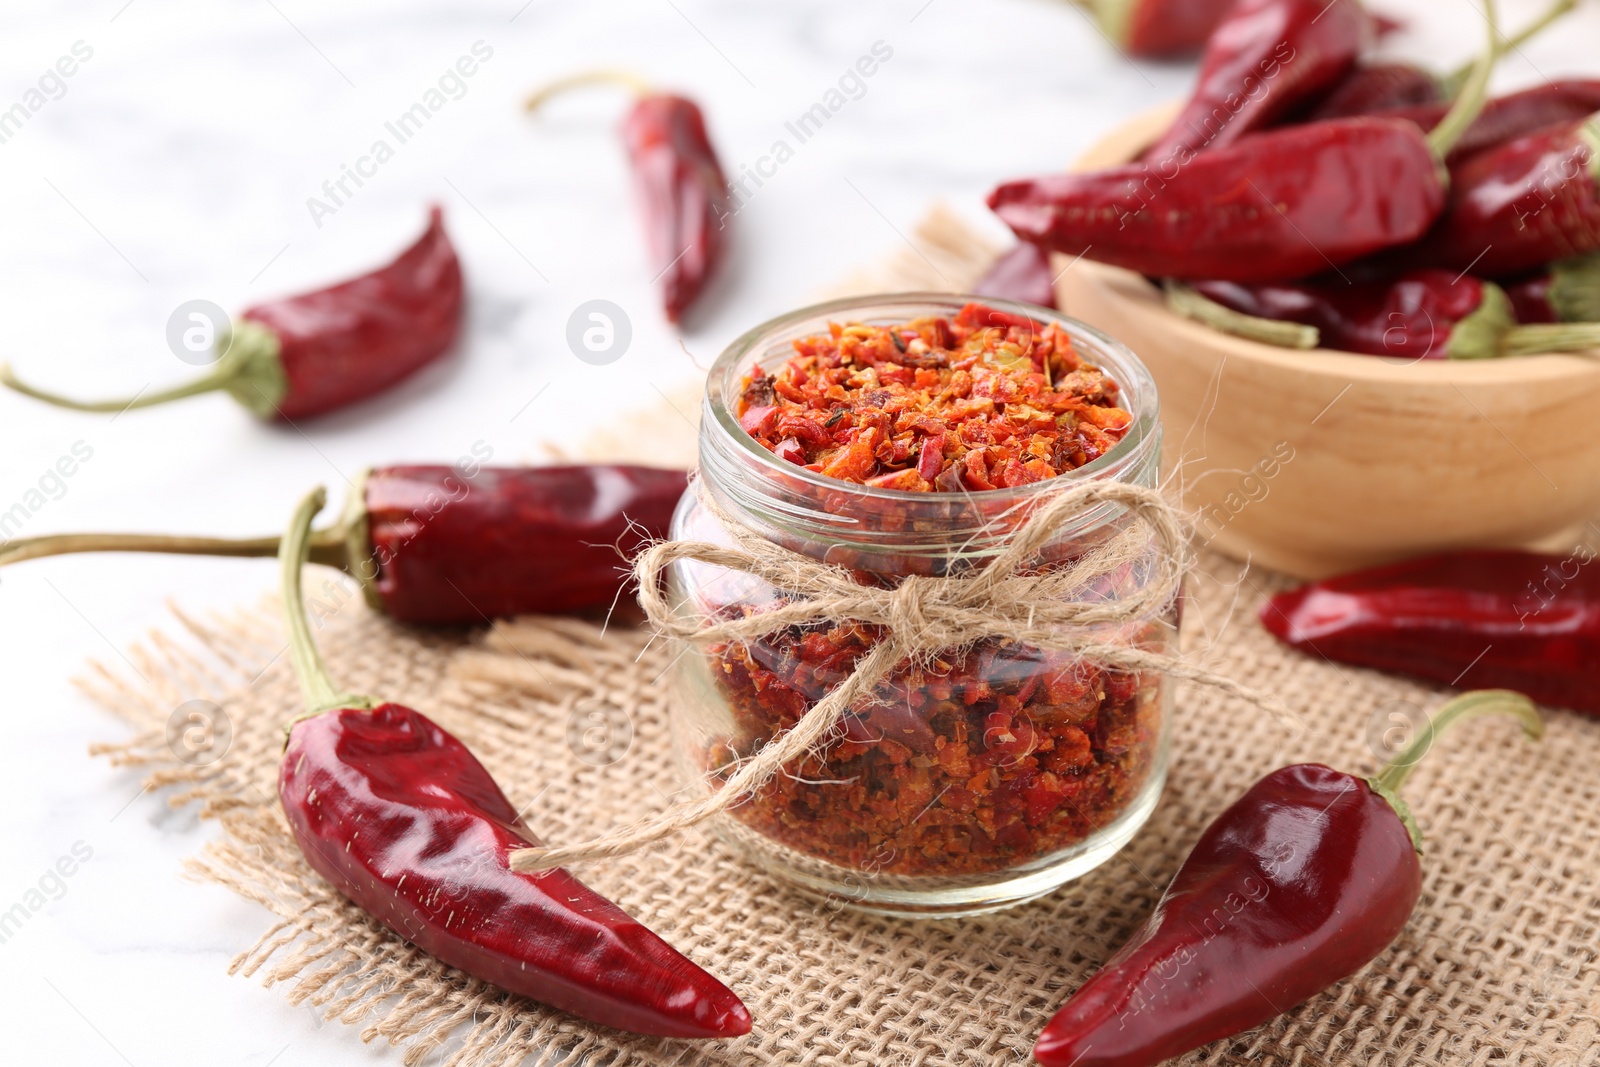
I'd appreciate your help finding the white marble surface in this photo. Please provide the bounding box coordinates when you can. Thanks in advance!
[0,1,1593,1063]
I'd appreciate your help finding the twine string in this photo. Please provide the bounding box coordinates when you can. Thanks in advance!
[509,479,1281,873]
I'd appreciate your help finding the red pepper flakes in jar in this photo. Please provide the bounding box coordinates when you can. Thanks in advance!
[672,297,1171,915]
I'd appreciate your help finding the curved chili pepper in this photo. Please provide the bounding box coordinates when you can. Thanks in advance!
[1261,549,1600,714]
[1396,113,1600,278]
[1303,0,1575,121]
[1377,78,1600,162]
[989,8,1502,283]
[972,242,1058,309]
[0,208,462,420]
[1174,271,1600,358]
[1140,0,1369,166]
[526,73,730,324]
[1505,251,1600,323]
[1034,690,1542,1067]
[0,464,687,625]
[274,488,751,1038]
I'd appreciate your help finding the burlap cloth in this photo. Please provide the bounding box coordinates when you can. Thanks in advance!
[86,207,1600,1066]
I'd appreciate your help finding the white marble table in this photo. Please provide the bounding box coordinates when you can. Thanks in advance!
[0,0,1591,1062]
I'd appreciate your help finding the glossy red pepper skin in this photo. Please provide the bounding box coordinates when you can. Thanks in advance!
[1396,116,1600,277]
[1307,62,1442,120]
[1508,271,1562,323]
[1262,550,1600,715]
[1100,0,1238,57]
[1141,0,1367,165]
[280,702,751,1038]
[1035,764,1421,1067]
[1190,270,1492,359]
[990,118,1447,283]
[620,94,731,324]
[1380,79,1600,163]
[242,207,463,419]
[364,465,688,624]
[972,242,1058,310]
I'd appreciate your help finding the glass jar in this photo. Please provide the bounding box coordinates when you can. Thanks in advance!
[667,294,1174,917]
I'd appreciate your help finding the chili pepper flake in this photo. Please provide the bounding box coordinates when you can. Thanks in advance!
[736,304,1132,490]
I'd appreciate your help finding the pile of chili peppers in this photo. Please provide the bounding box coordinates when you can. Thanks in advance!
[992,0,1600,360]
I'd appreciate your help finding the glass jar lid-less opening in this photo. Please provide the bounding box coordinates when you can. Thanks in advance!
[698,293,1163,575]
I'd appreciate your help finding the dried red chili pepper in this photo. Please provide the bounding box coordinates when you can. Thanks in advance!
[1392,113,1600,278]
[1505,251,1600,323]
[1172,271,1600,358]
[273,488,750,1038]
[1375,77,1600,163]
[1303,0,1575,121]
[0,465,687,625]
[1261,549,1600,715]
[1034,689,1542,1067]
[989,6,1499,284]
[525,73,730,323]
[0,208,462,420]
[1139,0,1370,166]
[972,242,1058,310]
[1087,0,1238,58]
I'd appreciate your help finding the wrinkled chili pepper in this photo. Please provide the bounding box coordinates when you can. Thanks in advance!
[1261,549,1600,715]
[1140,0,1369,166]
[1505,251,1600,323]
[0,464,687,625]
[972,242,1058,309]
[1375,77,1600,163]
[1034,690,1542,1067]
[1173,271,1600,358]
[989,6,1499,284]
[273,488,750,1038]
[1303,0,1575,121]
[1392,113,1600,278]
[525,73,730,323]
[0,208,462,421]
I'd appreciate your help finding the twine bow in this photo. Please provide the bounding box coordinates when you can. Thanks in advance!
[510,479,1279,873]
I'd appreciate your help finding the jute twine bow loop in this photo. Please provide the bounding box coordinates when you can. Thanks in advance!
[509,479,1281,874]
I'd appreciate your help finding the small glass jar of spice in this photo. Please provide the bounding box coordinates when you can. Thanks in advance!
[667,294,1174,916]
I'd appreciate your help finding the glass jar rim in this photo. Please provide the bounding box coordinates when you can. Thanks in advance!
[703,291,1162,503]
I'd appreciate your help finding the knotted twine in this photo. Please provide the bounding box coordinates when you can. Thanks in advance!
[510,478,1284,873]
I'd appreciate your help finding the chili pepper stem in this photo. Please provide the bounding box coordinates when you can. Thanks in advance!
[1438,0,1576,98]
[280,487,373,721]
[0,320,287,417]
[1367,689,1542,850]
[1448,282,1517,359]
[1500,322,1600,357]
[1426,0,1500,159]
[0,528,347,569]
[1548,251,1600,323]
[523,69,651,113]
[1164,282,1321,349]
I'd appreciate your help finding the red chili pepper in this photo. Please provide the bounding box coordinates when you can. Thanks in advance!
[1505,251,1600,323]
[0,464,687,625]
[526,73,730,324]
[1261,549,1600,714]
[274,488,750,1038]
[1302,0,1575,122]
[1173,270,1600,358]
[989,10,1501,283]
[1376,78,1600,162]
[1140,0,1370,166]
[1392,113,1600,278]
[1088,0,1239,58]
[0,208,462,420]
[1034,690,1542,1067]
[972,242,1058,310]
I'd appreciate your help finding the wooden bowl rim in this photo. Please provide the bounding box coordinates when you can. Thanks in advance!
[1064,103,1600,388]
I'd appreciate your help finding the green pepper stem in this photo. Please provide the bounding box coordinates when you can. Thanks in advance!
[1499,321,1600,357]
[1548,251,1600,323]
[1427,0,1500,158]
[1164,282,1321,349]
[0,320,287,417]
[524,69,651,113]
[1372,689,1542,797]
[280,487,373,720]
[0,528,348,569]
[1439,0,1575,98]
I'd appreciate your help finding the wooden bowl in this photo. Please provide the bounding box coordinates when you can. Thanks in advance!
[1056,105,1600,579]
